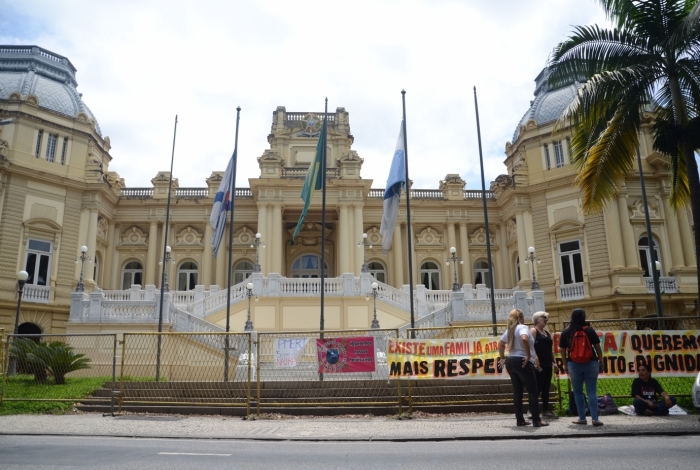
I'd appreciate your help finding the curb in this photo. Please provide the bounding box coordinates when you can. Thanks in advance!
[2,428,700,442]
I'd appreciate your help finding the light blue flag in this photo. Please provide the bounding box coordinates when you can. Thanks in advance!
[209,151,235,258]
[379,121,406,254]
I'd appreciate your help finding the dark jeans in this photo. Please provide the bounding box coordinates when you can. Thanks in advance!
[633,397,677,416]
[536,365,553,412]
[505,356,540,424]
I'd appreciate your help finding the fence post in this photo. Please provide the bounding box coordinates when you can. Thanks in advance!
[514,291,528,313]
[88,290,104,322]
[69,292,86,322]
[532,290,545,313]
[450,291,466,321]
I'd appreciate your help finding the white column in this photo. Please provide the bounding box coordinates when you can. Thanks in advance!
[459,223,471,285]
[447,223,457,289]
[146,221,158,286]
[272,203,283,274]
[111,225,121,289]
[257,203,268,275]
[353,204,364,276]
[515,212,530,282]
[677,207,696,268]
[338,204,349,274]
[202,222,213,287]
[104,221,115,288]
[393,224,404,288]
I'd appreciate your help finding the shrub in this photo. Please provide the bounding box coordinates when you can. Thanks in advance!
[10,339,91,385]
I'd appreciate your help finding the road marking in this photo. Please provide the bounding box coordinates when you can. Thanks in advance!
[159,452,231,456]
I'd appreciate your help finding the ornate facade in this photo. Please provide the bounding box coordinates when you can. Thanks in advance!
[0,46,696,335]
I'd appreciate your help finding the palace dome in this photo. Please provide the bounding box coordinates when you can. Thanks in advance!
[0,46,101,136]
[512,68,581,143]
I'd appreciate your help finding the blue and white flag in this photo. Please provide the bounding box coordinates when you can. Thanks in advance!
[379,121,406,254]
[210,151,236,258]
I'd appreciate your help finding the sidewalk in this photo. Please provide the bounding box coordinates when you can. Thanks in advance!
[1,412,698,441]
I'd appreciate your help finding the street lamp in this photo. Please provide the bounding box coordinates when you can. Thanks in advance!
[523,246,541,290]
[358,233,372,273]
[158,246,175,292]
[369,281,380,329]
[244,282,254,331]
[13,270,29,334]
[445,246,463,292]
[251,233,265,273]
[75,245,90,292]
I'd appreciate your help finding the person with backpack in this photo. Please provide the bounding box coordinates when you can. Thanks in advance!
[559,308,604,426]
[632,363,677,416]
[498,308,549,427]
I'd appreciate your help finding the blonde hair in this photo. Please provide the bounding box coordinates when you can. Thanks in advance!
[506,309,524,352]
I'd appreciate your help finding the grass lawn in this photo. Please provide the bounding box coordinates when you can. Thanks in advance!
[0,375,111,415]
[556,376,696,414]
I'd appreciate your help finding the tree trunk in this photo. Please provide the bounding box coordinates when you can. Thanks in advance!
[684,142,700,312]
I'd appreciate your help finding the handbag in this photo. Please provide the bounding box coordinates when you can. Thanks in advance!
[597,393,618,415]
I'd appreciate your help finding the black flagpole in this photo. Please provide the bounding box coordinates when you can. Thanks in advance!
[473,87,498,335]
[156,114,178,382]
[320,98,328,333]
[401,90,416,336]
[224,106,241,382]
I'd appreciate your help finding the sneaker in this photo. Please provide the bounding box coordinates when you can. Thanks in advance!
[592,420,604,426]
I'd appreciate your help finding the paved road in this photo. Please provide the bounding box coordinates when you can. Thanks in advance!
[0,435,699,469]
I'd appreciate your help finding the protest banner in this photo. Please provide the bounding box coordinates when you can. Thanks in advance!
[274,337,310,368]
[554,330,700,378]
[387,338,507,379]
[316,337,376,373]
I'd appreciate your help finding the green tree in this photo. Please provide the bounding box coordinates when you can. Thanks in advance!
[548,0,700,307]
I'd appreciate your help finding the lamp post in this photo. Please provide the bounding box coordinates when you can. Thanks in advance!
[9,270,29,376]
[523,246,541,290]
[445,246,463,292]
[244,282,254,331]
[158,246,175,292]
[251,233,265,273]
[368,281,380,329]
[358,233,371,273]
[74,245,91,292]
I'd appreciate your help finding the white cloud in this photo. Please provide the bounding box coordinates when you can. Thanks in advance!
[0,0,609,190]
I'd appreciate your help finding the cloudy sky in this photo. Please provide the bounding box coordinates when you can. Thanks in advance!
[1,0,609,190]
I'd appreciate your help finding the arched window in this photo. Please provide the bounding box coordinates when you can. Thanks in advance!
[177,261,199,291]
[514,255,521,283]
[473,260,494,288]
[234,261,254,284]
[291,254,329,278]
[121,261,143,289]
[368,261,387,283]
[420,261,441,290]
[638,236,662,278]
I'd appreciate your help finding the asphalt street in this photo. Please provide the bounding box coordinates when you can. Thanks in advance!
[0,435,699,469]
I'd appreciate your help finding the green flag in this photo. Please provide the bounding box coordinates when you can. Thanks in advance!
[292,117,327,243]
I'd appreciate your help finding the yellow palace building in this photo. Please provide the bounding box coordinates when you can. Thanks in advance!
[0,46,696,336]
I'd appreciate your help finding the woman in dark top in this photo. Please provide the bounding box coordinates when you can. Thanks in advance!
[530,311,558,418]
[632,364,677,416]
[559,308,604,426]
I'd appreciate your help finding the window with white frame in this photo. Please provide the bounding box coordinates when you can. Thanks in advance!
[177,261,199,291]
[553,141,565,168]
[558,240,584,284]
[46,134,58,162]
[544,144,551,170]
[420,261,441,290]
[60,137,68,165]
[638,236,662,278]
[368,261,387,283]
[234,261,254,284]
[35,130,43,157]
[473,260,493,288]
[121,261,143,289]
[291,254,328,278]
[24,239,52,286]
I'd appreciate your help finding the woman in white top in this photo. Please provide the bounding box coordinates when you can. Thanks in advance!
[498,309,548,427]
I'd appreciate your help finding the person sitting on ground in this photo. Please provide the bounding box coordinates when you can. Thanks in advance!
[632,364,677,416]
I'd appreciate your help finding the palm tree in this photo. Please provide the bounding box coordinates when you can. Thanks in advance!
[548,0,700,309]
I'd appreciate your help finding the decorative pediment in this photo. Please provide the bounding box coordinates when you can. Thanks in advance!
[337,150,362,163]
[175,226,202,246]
[506,219,517,242]
[629,198,660,220]
[258,149,283,163]
[234,227,257,246]
[469,227,496,246]
[121,226,148,246]
[416,227,443,246]
[25,94,39,106]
